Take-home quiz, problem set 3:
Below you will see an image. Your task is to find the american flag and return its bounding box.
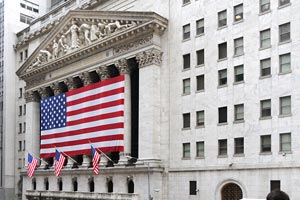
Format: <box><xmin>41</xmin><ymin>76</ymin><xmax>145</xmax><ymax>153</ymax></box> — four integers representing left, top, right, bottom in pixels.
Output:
<box><xmin>27</xmin><ymin>153</ymin><xmax>38</xmax><ymax>178</ymax></box>
<box><xmin>40</xmin><ymin>75</ymin><xmax>125</xmax><ymax>158</ymax></box>
<box><xmin>91</xmin><ymin>145</ymin><xmax>101</xmax><ymax>174</ymax></box>
<box><xmin>55</xmin><ymin>149</ymin><xmax>66</xmax><ymax>177</ymax></box>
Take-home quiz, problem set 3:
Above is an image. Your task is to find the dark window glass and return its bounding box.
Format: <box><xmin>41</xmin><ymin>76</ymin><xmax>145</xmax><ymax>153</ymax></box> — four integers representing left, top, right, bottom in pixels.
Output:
<box><xmin>196</xmin><ymin>49</ymin><xmax>204</xmax><ymax>65</ymax></box>
<box><xmin>190</xmin><ymin>181</ymin><xmax>197</xmax><ymax>195</ymax></box>
<box><xmin>218</xmin><ymin>107</ymin><xmax>227</xmax><ymax>123</ymax></box>
<box><xmin>218</xmin><ymin>42</ymin><xmax>227</xmax><ymax>59</ymax></box>
<box><xmin>183</xmin><ymin>54</ymin><xmax>191</xmax><ymax>69</ymax></box>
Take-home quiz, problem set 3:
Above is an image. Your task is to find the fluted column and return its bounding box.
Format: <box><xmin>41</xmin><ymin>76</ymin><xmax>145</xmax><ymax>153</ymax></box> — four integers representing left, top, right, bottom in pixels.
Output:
<box><xmin>136</xmin><ymin>49</ymin><xmax>163</xmax><ymax>159</ymax></box>
<box><xmin>115</xmin><ymin>59</ymin><xmax>131</xmax><ymax>163</ymax></box>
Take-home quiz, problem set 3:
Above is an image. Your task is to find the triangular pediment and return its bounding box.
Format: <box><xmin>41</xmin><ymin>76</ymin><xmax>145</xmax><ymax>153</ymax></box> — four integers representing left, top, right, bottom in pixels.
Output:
<box><xmin>16</xmin><ymin>10</ymin><xmax>167</xmax><ymax>80</ymax></box>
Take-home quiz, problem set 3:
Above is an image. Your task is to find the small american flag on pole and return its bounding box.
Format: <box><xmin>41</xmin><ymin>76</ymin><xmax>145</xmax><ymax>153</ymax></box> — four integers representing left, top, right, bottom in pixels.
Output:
<box><xmin>40</xmin><ymin>75</ymin><xmax>125</xmax><ymax>158</ymax></box>
<box><xmin>91</xmin><ymin>145</ymin><xmax>101</xmax><ymax>174</ymax></box>
<box><xmin>27</xmin><ymin>153</ymin><xmax>38</xmax><ymax>178</ymax></box>
<box><xmin>54</xmin><ymin>149</ymin><xmax>66</xmax><ymax>177</ymax></box>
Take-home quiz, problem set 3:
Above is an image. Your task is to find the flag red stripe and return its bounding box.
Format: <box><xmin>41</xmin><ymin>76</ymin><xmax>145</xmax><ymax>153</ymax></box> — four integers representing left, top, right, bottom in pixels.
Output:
<box><xmin>67</xmin><ymin>99</ymin><xmax>124</xmax><ymax>116</ymax></box>
<box><xmin>67</xmin><ymin>75</ymin><xmax>125</xmax><ymax>97</ymax></box>
<box><xmin>67</xmin><ymin>111</ymin><xmax>124</xmax><ymax>126</ymax></box>
<box><xmin>40</xmin><ymin>134</ymin><xmax>124</xmax><ymax>149</ymax></box>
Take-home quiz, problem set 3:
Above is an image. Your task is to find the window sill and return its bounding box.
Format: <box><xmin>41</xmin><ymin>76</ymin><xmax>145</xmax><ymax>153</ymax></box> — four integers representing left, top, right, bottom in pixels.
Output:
<box><xmin>195</xmin><ymin>33</ymin><xmax>205</xmax><ymax>38</ymax></box>
<box><xmin>279</xmin><ymin>71</ymin><xmax>292</xmax><ymax>75</ymax></box>
<box><xmin>233</xmin><ymin>53</ymin><xmax>244</xmax><ymax>58</ymax></box>
<box><xmin>233</xmin><ymin>120</ymin><xmax>244</xmax><ymax>124</ymax></box>
<box><xmin>182</xmin><ymin>1</ymin><xmax>191</xmax><ymax>7</ymax></box>
<box><xmin>218</xmin><ymin>84</ymin><xmax>228</xmax><ymax>89</ymax></box>
<box><xmin>279</xmin><ymin>40</ymin><xmax>291</xmax><ymax>45</ymax></box>
<box><xmin>182</xmin><ymin>38</ymin><xmax>191</xmax><ymax>43</ymax></box>
<box><xmin>195</xmin><ymin>156</ymin><xmax>205</xmax><ymax>159</ymax></box>
<box><xmin>218</xmin><ymin>58</ymin><xmax>227</xmax><ymax>62</ymax></box>
<box><xmin>233</xmin><ymin>153</ymin><xmax>245</xmax><ymax>157</ymax></box>
<box><xmin>182</xmin><ymin>157</ymin><xmax>191</xmax><ymax>160</ymax></box>
<box><xmin>259</xmin><ymin>75</ymin><xmax>272</xmax><ymax>80</ymax></box>
<box><xmin>233</xmin><ymin>81</ymin><xmax>244</xmax><ymax>85</ymax></box>
<box><xmin>182</xmin><ymin>68</ymin><xmax>191</xmax><ymax>72</ymax></box>
<box><xmin>218</xmin><ymin>122</ymin><xmax>228</xmax><ymax>126</ymax></box>
<box><xmin>182</xmin><ymin>93</ymin><xmax>191</xmax><ymax>96</ymax></box>
<box><xmin>260</xmin><ymin>152</ymin><xmax>272</xmax><ymax>155</ymax></box>
<box><xmin>260</xmin><ymin>116</ymin><xmax>272</xmax><ymax>120</ymax></box>
<box><xmin>182</xmin><ymin>127</ymin><xmax>191</xmax><ymax>131</ymax></box>
<box><xmin>278</xmin><ymin>3</ymin><xmax>291</xmax><ymax>9</ymax></box>
<box><xmin>195</xmin><ymin>64</ymin><xmax>204</xmax><ymax>68</ymax></box>
<box><xmin>196</xmin><ymin>89</ymin><xmax>205</xmax><ymax>93</ymax></box>
<box><xmin>279</xmin><ymin>151</ymin><xmax>292</xmax><ymax>155</ymax></box>
<box><xmin>233</xmin><ymin>19</ymin><xmax>244</xmax><ymax>25</ymax></box>
<box><xmin>259</xmin><ymin>46</ymin><xmax>271</xmax><ymax>51</ymax></box>
<box><xmin>259</xmin><ymin>10</ymin><xmax>271</xmax><ymax>16</ymax></box>
<box><xmin>217</xmin><ymin>25</ymin><xmax>228</xmax><ymax>30</ymax></box>
<box><xmin>217</xmin><ymin>155</ymin><xmax>228</xmax><ymax>158</ymax></box>
<box><xmin>195</xmin><ymin>125</ymin><xmax>205</xmax><ymax>129</ymax></box>
<box><xmin>278</xmin><ymin>114</ymin><xmax>292</xmax><ymax>118</ymax></box>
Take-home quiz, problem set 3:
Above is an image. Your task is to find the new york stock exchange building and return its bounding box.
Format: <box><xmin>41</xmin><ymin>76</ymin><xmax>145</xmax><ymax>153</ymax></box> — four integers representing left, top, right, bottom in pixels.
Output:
<box><xmin>13</xmin><ymin>0</ymin><xmax>300</xmax><ymax>200</ymax></box>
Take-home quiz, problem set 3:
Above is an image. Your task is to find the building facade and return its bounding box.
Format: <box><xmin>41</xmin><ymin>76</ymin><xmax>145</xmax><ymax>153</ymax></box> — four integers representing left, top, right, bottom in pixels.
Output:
<box><xmin>12</xmin><ymin>0</ymin><xmax>300</xmax><ymax>200</ymax></box>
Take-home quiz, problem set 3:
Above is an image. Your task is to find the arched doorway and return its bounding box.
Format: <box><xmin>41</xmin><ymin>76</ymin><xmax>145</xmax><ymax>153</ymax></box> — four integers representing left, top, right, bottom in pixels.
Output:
<box><xmin>221</xmin><ymin>183</ymin><xmax>243</xmax><ymax>200</ymax></box>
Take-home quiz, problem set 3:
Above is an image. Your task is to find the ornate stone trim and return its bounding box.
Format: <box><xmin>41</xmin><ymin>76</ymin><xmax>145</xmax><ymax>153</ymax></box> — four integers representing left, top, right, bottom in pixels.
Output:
<box><xmin>37</xmin><ymin>88</ymin><xmax>48</xmax><ymax>99</ymax></box>
<box><xmin>113</xmin><ymin>35</ymin><xmax>153</xmax><ymax>55</ymax></box>
<box><xmin>136</xmin><ymin>49</ymin><xmax>163</xmax><ymax>68</ymax></box>
<box><xmin>96</xmin><ymin>66</ymin><xmax>110</xmax><ymax>80</ymax></box>
<box><xmin>79</xmin><ymin>72</ymin><xmax>92</xmax><ymax>86</ymax></box>
<box><xmin>115</xmin><ymin>59</ymin><xmax>130</xmax><ymax>75</ymax></box>
<box><xmin>64</xmin><ymin>77</ymin><xmax>76</xmax><ymax>91</ymax></box>
<box><xmin>50</xmin><ymin>82</ymin><xmax>61</xmax><ymax>95</ymax></box>
<box><xmin>25</xmin><ymin>91</ymin><xmax>40</xmax><ymax>103</ymax></box>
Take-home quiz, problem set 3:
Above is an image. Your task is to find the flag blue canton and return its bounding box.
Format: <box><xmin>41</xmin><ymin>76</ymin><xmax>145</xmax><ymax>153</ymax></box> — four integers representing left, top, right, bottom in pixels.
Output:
<box><xmin>40</xmin><ymin>93</ymin><xmax>67</xmax><ymax>131</ymax></box>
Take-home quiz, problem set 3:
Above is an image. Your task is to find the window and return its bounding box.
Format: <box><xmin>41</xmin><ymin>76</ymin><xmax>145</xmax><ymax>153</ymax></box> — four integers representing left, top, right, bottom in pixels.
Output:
<box><xmin>196</xmin><ymin>19</ymin><xmax>204</xmax><ymax>35</ymax></box>
<box><xmin>196</xmin><ymin>141</ymin><xmax>204</xmax><ymax>157</ymax></box>
<box><xmin>279</xmin><ymin>23</ymin><xmax>290</xmax><ymax>43</ymax></box>
<box><xmin>44</xmin><ymin>178</ymin><xmax>49</xmax><ymax>191</ymax></box>
<box><xmin>196</xmin><ymin>110</ymin><xmax>204</xmax><ymax>126</ymax></box>
<box><xmin>20</xmin><ymin>3</ymin><xmax>26</xmax><ymax>8</ymax></box>
<box><xmin>183</xmin><ymin>54</ymin><xmax>190</xmax><ymax>69</ymax></box>
<box><xmin>19</xmin><ymin>123</ymin><xmax>22</xmax><ymax>134</ymax></box>
<box><xmin>279</xmin><ymin>0</ymin><xmax>290</xmax><ymax>7</ymax></box>
<box><xmin>18</xmin><ymin>141</ymin><xmax>22</xmax><ymax>151</ymax></box>
<box><xmin>32</xmin><ymin>178</ymin><xmax>36</xmax><ymax>190</ymax></box>
<box><xmin>19</xmin><ymin>88</ymin><xmax>23</xmax><ymax>98</ymax></box>
<box><xmin>58</xmin><ymin>179</ymin><xmax>63</xmax><ymax>191</ymax></box>
<box><xmin>234</xmin><ymin>104</ymin><xmax>244</xmax><ymax>121</ymax></box>
<box><xmin>73</xmin><ymin>178</ymin><xmax>78</xmax><ymax>192</ymax></box>
<box><xmin>20</xmin><ymin>13</ymin><xmax>34</xmax><ymax>25</ymax></box>
<box><xmin>218</xmin><ymin>69</ymin><xmax>227</xmax><ymax>86</ymax></box>
<box><xmin>260</xmin><ymin>29</ymin><xmax>271</xmax><ymax>48</ymax></box>
<box><xmin>260</xmin><ymin>0</ymin><xmax>270</xmax><ymax>13</ymax></box>
<box><xmin>25</xmin><ymin>49</ymin><xmax>28</xmax><ymax>59</ymax></box>
<box><xmin>107</xmin><ymin>180</ymin><xmax>113</xmax><ymax>193</ymax></box>
<box><xmin>270</xmin><ymin>180</ymin><xmax>280</xmax><ymax>192</ymax></box>
<box><xmin>183</xmin><ymin>143</ymin><xmax>190</xmax><ymax>158</ymax></box>
<box><xmin>218</xmin><ymin>42</ymin><xmax>227</xmax><ymax>60</ymax></box>
<box><xmin>234</xmin><ymin>137</ymin><xmax>244</xmax><ymax>154</ymax></box>
<box><xmin>280</xmin><ymin>133</ymin><xmax>291</xmax><ymax>152</ymax></box>
<box><xmin>261</xmin><ymin>135</ymin><xmax>271</xmax><ymax>153</ymax></box>
<box><xmin>183</xmin><ymin>0</ymin><xmax>190</xmax><ymax>4</ymax></box>
<box><xmin>234</xmin><ymin>37</ymin><xmax>244</xmax><ymax>56</ymax></box>
<box><xmin>234</xmin><ymin>65</ymin><xmax>244</xmax><ymax>82</ymax></box>
<box><xmin>23</xmin><ymin>141</ymin><xmax>26</xmax><ymax>151</ymax></box>
<box><xmin>19</xmin><ymin>52</ymin><xmax>23</xmax><ymax>62</ymax></box>
<box><xmin>196</xmin><ymin>49</ymin><xmax>204</xmax><ymax>66</ymax></box>
<box><xmin>279</xmin><ymin>53</ymin><xmax>291</xmax><ymax>73</ymax></box>
<box><xmin>18</xmin><ymin>158</ymin><xmax>22</xmax><ymax>169</ymax></box>
<box><xmin>261</xmin><ymin>99</ymin><xmax>271</xmax><ymax>118</ymax></box>
<box><xmin>183</xmin><ymin>24</ymin><xmax>190</xmax><ymax>40</ymax></box>
<box><xmin>196</xmin><ymin>75</ymin><xmax>204</xmax><ymax>91</ymax></box>
<box><xmin>218</xmin><ymin>107</ymin><xmax>227</xmax><ymax>123</ymax></box>
<box><xmin>260</xmin><ymin>58</ymin><xmax>271</xmax><ymax>77</ymax></box>
<box><xmin>189</xmin><ymin>181</ymin><xmax>197</xmax><ymax>195</ymax></box>
<box><xmin>19</xmin><ymin>105</ymin><xmax>22</xmax><ymax>116</ymax></box>
<box><xmin>218</xmin><ymin>10</ymin><xmax>227</xmax><ymax>28</ymax></box>
<box><xmin>183</xmin><ymin>113</ymin><xmax>190</xmax><ymax>128</ymax></box>
<box><xmin>234</xmin><ymin>4</ymin><xmax>243</xmax><ymax>22</ymax></box>
<box><xmin>128</xmin><ymin>180</ymin><xmax>134</xmax><ymax>193</ymax></box>
<box><xmin>24</xmin><ymin>104</ymin><xmax>26</xmax><ymax>115</ymax></box>
<box><xmin>183</xmin><ymin>78</ymin><xmax>190</xmax><ymax>95</ymax></box>
<box><xmin>280</xmin><ymin>96</ymin><xmax>291</xmax><ymax>115</ymax></box>
<box><xmin>23</xmin><ymin>122</ymin><xmax>26</xmax><ymax>133</ymax></box>
<box><xmin>218</xmin><ymin>139</ymin><xmax>227</xmax><ymax>156</ymax></box>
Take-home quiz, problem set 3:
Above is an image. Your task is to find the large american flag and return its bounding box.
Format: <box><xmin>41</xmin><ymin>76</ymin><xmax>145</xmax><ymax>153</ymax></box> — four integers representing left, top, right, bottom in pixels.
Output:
<box><xmin>91</xmin><ymin>145</ymin><xmax>101</xmax><ymax>175</ymax></box>
<box><xmin>27</xmin><ymin>153</ymin><xmax>38</xmax><ymax>178</ymax></box>
<box><xmin>55</xmin><ymin>149</ymin><xmax>66</xmax><ymax>177</ymax></box>
<box><xmin>40</xmin><ymin>75</ymin><xmax>125</xmax><ymax>158</ymax></box>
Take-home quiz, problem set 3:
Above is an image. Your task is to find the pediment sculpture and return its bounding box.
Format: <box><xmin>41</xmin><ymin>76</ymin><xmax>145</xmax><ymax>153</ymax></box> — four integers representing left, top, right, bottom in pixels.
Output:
<box><xmin>27</xmin><ymin>18</ymin><xmax>137</xmax><ymax>71</ymax></box>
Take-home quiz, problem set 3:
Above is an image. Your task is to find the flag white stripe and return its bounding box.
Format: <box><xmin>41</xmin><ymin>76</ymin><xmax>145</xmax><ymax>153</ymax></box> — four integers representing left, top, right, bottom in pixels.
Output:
<box><xmin>41</xmin><ymin>140</ymin><xmax>124</xmax><ymax>154</ymax></box>
<box><xmin>41</xmin><ymin>128</ymin><xmax>123</xmax><ymax>145</ymax></box>
<box><xmin>67</xmin><ymin>82</ymin><xmax>124</xmax><ymax>101</ymax></box>
<box><xmin>67</xmin><ymin>105</ymin><xmax>124</xmax><ymax>121</ymax></box>
<box><xmin>41</xmin><ymin>116</ymin><xmax>124</xmax><ymax>135</ymax></box>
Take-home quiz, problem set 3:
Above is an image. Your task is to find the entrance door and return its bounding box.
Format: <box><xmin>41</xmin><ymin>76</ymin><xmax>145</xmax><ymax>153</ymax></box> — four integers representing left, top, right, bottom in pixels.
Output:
<box><xmin>221</xmin><ymin>183</ymin><xmax>243</xmax><ymax>200</ymax></box>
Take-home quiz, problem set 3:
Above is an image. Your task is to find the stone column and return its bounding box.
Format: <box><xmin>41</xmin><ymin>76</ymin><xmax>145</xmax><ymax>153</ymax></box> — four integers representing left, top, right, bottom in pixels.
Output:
<box><xmin>64</xmin><ymin>77</ymin><xmax>76</xmax><ymax>91</ymax></box>
<box><xmin>50</xmin><ymin>82</ymin><xmax>61</xmax><ymax>96</ymax></box>
<box><xmin>115</xmin><ymin>59</ymin><xmax>131</xmax><ymax>164</ymax></box>
<box><xmin>96</xmin><ymin>66</ymin><xmax>110</xmax><ymax>81</ymax></box>
<box><xmin>136</xmin><ymin>49</ymin><xmax>163</xmax><ymax>160</ymax></box>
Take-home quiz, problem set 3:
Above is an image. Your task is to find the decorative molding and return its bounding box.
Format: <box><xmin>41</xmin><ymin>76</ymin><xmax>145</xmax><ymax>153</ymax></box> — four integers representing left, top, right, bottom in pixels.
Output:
<box><xmin>37</xmin><ymin>88</ymin><xmax>47</xmax><ymax>99</ymax></box>
<box><xmin>136</xmin><ymin>49</ymin><xmax>163</xmax><ymax>68</ymax></box>
<box><xmin>115</xmin><ymin>59</ymin><xmax>130</xmax><ymax>75</ymax></box>
<box><xmin>64</xmin><ymin>77</ymin><xmax>76</xmax><ymax>91</ymax></box>
<box><xmin>113</xmin><ymin>35</ymin><xmax>153</xmax><ymax>55</ymax></box>
<box><xmin>50</xmin><ymin>82</ymin><xmax>61</xmax><ymax>95</ymax></box>
<box><xmin>24</xmin><ymin>91</ymin><xmax>40</xmax><ymax>103</ymax></box>
<box><xmin>79</xmin><ymin>72</ymin><xmax>92</xmax><ymax>86</ymax></box>
<box><xmin>96</xmin><ymin>66</ymin><xmax>110</xmax><ymax>80</ymax></box>
<box><xmin>26</xmin><ymin>76</ymin><xmax>46</xmax><ymax>89</ymax></box>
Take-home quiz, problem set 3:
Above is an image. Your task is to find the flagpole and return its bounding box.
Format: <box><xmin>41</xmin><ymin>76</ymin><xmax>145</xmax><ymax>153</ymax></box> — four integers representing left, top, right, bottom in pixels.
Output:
<box><xmin>27</xmin><ymin>151</ymin><xmax>49</xmax><ymax>165</ymax></box>
<box><xmin>60</xmin><ymin>151</ymin><xmax>78</xmax><ymax>164</ymax></box>
<box><xmin>88</xmin><ymin>141</ymin><xmax>117</xmax><ymax>164</ymax></box>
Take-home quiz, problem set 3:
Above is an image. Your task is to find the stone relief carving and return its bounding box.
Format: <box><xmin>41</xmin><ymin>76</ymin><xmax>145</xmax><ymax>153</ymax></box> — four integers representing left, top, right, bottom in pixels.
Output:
<box><xmin>96</xmin><ymin>66</ymin><xmax>110</xmax><ymax>80</ymax></box>
<box><xmin>24</xmin><ymin>91</ymin><xmax>40</xmax><ymax>102</ymax></box>
<box><xmin>64</xmin><ymin>77</ymin><xmax>76</xmax><ymax>91</ymax></box>
<box><xmin>37</xmin><ymin>88</ymin><xmax>47</xmax><ymax>99</ymax></box>
<box><xmin>50</xmin><ymin>82</ymin><xmax>61</xmax><ymax>95</ymax></box>
<box><xmin>115</xmin><ymin>59</ymin><xmax>130</xmax><ymax>74</ymax></box>
<box><xmin>26</xmin><ymin>18</ymin><xmax>137</xmax><ymax>72</ymax></box>
<box><xmin>114</xmin><ymin>35</ymin><xmax>153</xmax><ymax>55</ymax></box>
<box><xmin>136</xmin><ymin>49</ymin><xmax>163</xmax><ymax>68</ymax></box>
<box><xmin>79</xmin><ymin>72</ymin><xmax>92</xmax><ymax>86</ymax></box>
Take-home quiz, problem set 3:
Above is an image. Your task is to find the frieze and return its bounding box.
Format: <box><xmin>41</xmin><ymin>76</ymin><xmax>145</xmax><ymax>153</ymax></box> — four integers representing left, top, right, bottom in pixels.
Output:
<box><xmin>113</xmin><ymin>35</ymin><xmax>153</xmax><ymax>55</ymax></box>
<box><xmin>115</xmin><ymin>59</ymin><xmax>130</xmax><ymax>75</ymax></box>
<box><xmin>136</xmin><ymin>49</ymin><xmax>163</xmax><ymax>68</ymax></box>
<box><xmin>24</xmin><ymin>91</ymin><xmax>40</xmax><ymax>103</ymax></box>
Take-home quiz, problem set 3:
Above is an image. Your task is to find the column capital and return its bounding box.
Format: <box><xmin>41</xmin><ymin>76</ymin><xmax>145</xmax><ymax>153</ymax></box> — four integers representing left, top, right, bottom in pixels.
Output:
<box><xmin>64</xmin><ymin>77</ymin><xmax>75</xmax><ymax>91</ymax></box>
<box><xmin>136</xmin><ymin>49</ymin><xmax>163</xmax><ymax>68</ymax></box>
<box><xmin>115</xmin><ymin>59</ymin><xmax>130</xmax><ymax>75</ymax></box>
<box><xmin>50</xmin><ymin>82</ymin><xmax>61</xmax><ymax>96</ymax></box>
<box><xmin>96</xmin><ymin>66</ymin><xmax>110</xmax><ymax>80</ymax></box>
<box><xmin>37</xmin><ymin>87</ymin><xmax>47</xmax><ymax>99</ymax></box>
<box><xmin>24</xmin><ymin>91</ymin><xmax>39</xmax><ymax>103</ymax></box>
<box><xmin>79</xmin><ymin>72</ymin><xmax>92</xmax><ymax>86</ymax></box>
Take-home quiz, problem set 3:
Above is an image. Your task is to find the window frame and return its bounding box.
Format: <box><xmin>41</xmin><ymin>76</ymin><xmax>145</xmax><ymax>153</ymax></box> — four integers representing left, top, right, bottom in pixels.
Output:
<box><xmin>234</xmin><ymin>4</ymin><xmax>243</xmax><ymax>22</ymax></box>
<box><xmin>234</xmin><ymin>37</ymin><xmax>244</xmax><ymax>56</ymax></box>
<box><xmin>196</xmin><ymin>49</ymin><xmax>204</xmax><ymax>66</ymax></box>
<box><xmin>218</xmin><ymin>10</ymin><xmax>227</xmax><ymax>28</ymax></box>
<box><xmin>183</xmin><ymin>113</ymin><xmax>191</xmax><ymax>129</ymax></box>
<box><xmin>234</xmin><ymin>65</ymin><xmax>244</xmax><ymax>83</ymax></box>
<box><xmin>218</xmin><ymin>69</ymin><xmax>227</xmax><ymax>86</ymax></box>
<box><xmin>279</xmin><ymin>96</ymin><xmax>291</xmax><ymax>116</ymax></box>
<box><xmin>218</xmin><ymin>42</ymin><xmax>227</xmax><ymax>60</ymax></box>
<box><xmin>278</xmin><ymin>0</ymin><xmax>290</xmax><ymax>7</ymax></box>
<box><xmin>279</xmin><ymin>22</ymin><xmax>290</xmax><ymax>43</ymax></box>
<box><xmin>234</xmin><ymin>137</ymin><xmax>244</xmax><ymax>155</ymax></box>
<box><xmin>279</xmin><ymin>53</ymin><xmax>291</xmax><ymax>73</ymax></box>
<box><xmin>218</xmin><ymin>106</ymin><xmax>227</xmax><ymax>124</ymax></box>
<box><xmin>260</xmin><ymin>29</ymin><xmax>271</xmax><ymax>49</ymax></box>
<box><xmin>183</xmin><ymin>24</ymin><xmax>191</xmax><ymax>40</ymax></box>
<box><xmin>196</xmin><ymin>18</ymin><xmax>204</xmax><ymax>35</ymax></box>
<box><xmin>183</xmin><ymin>143</ymin><xmax>191</xmax><ymax>159</ymax></box>
<box><xmin>261</xmin><ymin>135</ymin><xmax>271</xmax><ymax>153</ymax></box>
<box><xmin>183</xmin><ymin>78</ymin><xmax>191</xmax><ymax>95</ymax></box>
<box><xmin>261</xmin><ymin>99</ymin><xmax>271</xmax><ymax>118</ymax></box>
<box><xmin>196</xmin><ymin>141</ymin><xmax>205</xmax><ymax>157</ymax></box>
<box><xmin>279</xmin><ymin>133</ymin><xmax>291</xmax><ymax>152</ymax></box>
<box><xmin>260</xmin><ymin>0</ymin><xmax>271</xmax><ymax>13</ymax></box>
<box><xmin>218</xmin><ymin>139</ymin><xmax>228</xmax><ymax>156</ymax></box>
<box><xmin>196</xmin><ymin>110</ymin><xmax>205</xmax><ymax>127</ymax></box>
<box><xmin>183</xmin><ymin>53</ymin><xmax>191</xmax><ymax>70</ymax></box>
<box><xmin>234</xmin><ymin>104</ymin><xmax>244</xmax><ymax>121</ymax></box>
<box><xmin>196</xmin><ymin>74</ymin><xmax>204</xmax><ymax>91</ymax></box>
<box><xmin>260</xmin><ymin>58</ymin><xmax>271</xmax><ymax>77</ymax></box>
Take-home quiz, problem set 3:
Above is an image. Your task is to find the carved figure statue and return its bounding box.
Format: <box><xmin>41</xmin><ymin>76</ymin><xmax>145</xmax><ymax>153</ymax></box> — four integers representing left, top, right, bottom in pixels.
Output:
<box><xmin>52</xmin><ymin>39</ymin><xmax>59</xmax><ymax>58</ymax></box>
<box><xmin>31</xmin><ymin>54</ymin><xmax>42</xmax><ymax>68</ymax></box>
<box><xmin>40</xmin><ymin>50</ymin><xmax>52</xmax><ymax>62</ymax></box>
<box><xmin>105</xmin><ymin>20</ymin><xmax>128</xmax><ymax>35</ymax></box>
<box><xmin>58</xmin><ymin>35</ymin><xmax>68</xmax><ymax>55</ymax></box>
<box><xmin>65</xmin><ymin>20</ymin><xmax>79</xmax><ymax>49</ymax></box>
<box><xmin>79</xmin><ymin>23</ymin><xmax>91</xmax><ymax>45</ymax></box>
<box><xmin>97</xmin><ymin>22</ymin><xmax>107</xmax><ymax>38</ymax></box>
<box><xmin>90</xmin><ymin>23</ymin><xmax>99</xmax><ymax>41</ymax></box>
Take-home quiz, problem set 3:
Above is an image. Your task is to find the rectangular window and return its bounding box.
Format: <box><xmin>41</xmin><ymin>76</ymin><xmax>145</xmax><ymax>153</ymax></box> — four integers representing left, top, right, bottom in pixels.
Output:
<box><xmin>270</xmin><ymin>180</ymin><xmax>280</xmax><ymax>192</ymax></box>
<box><xmin>23</xmin><ymin>140</ymin><xmax>26</xmax><ymax>151</ymax></box>
<box><xmin>196</xmin><ymin>141</ymin><xmax>204</xmax><ymax>157</ymax></box>
<box><xmin>20</xmin><ymin>3</ymin><xmax>26</xmax><ymax>8</ymax></box>
<box><xmin>19</xmin><ymin>88</ymin><xmax>23</xmax><ymax>98</ymax></box>
<box><xmin>19</xmin><ymin>105</ymin><xmax>22</xmax><ymax>116</ymax></box>
<box><xmin>18</xmin><ymin>158</ymin><xmax>22</xmax><ymax>169</ymax></box>
<box><xmin>19</xmin><ymin>123</ymin><xmax>22</xmax><ymax>134</ymax></box>
<box><xmin>20</xmin><ymin>13</ymin><xmax>34</xmax><ymax>25</ymax></box>
<box><xmin>279</xmin><ymin>53</ymin><xmax>291</xmax><ymax>73</ymax></box>
<box><xmin>234</xmin><ymin>37</ymin><xmax>244</xmax><ymax>56</ymax></box>
<box><xmin>218</xmin><ymin>10</ymin><xmax>227</xmax><ymax>28</ymax></box>
<box><xmin>183</xmin><ymin>113</ymin><xmax>190</xmax><ymax>128</ymax></box>
<box><xmin>279</xmin><ymin>0</ymin><xmax>290</xmax><ymax>7</ymax></box>
<box><xmin>23</xmin><ymin>122</ymin><xmax>26</xmax><ymax>133</ymax></box>
<box><xmin>280</xmin><ymin>96</ymin><xmax>291</xmax><ymax>115</ymax></box>
<box><xmin>261</xmin><ymin>135</ymin><xmax>271</xmax><ymax>153</ymax></box>
<box><xmin>261</xmin><ymin>99</ymin><xmax>271</xmax><ymax>118</ymax></box>
<box><xmin>234</xmin><ymin>104</ymin><xmax>244</xmax><ymax>121</ymax></box>
<box><xmin>183</xmin><ymin>143</ymin><xmax>190</xmax><ymax>158</ymax></box>
<box><xmin>218</xmin><ymin>69</ymin><xmax>227</xmax><ymax>86</ymax></box>
<box><xmin>279</xmin><ymin>23</ymin><xmax>290</xmax><ymax>43</ymax></box>
<box><xmin>183</xmin><ymin>24</ymin><xmax>191</xmax><ymax>40</ymax></box>
<box><xmin>196</xmin><ymin>75</ymin><xmax>204</xmax><ymax>91</ymax></box>
<box><xmin>218</xmin><ymin>139</ymin><xmax>227</xmax><ymax>156</ymax></box>
<box><xmin>234</xmin><ymin>65</ymin><xmax>244</xmax><ymax>82</ymax></box>
<box><xmin>24</xmin><ymin>104</ymin><xmax>26</xmax><ymax>115</ymax></box>
<box><xmin>196</xmin><ymin>110</ymin><xmax>204</xmax><ymax>126</ymax></box>
<box><xmin>25</xmin><ymin>49</ymin><xmax>28</xmax><ymax>59</ymax></box>
<box><xmin>183</xmin><ymin>0</ymin><xmax>190</xmax><ymax>4</ymax></box>
<box><xmin>234</xmin><ymin>4</ymin><xmax>243</xmax><ymax>22</ymax></box>
<box><xmin>218</xmin><ymin>106</ymin><xmax>227</xmax><ymax>123</ymax></box>
<box><xmin>189</xmin><ymin>181</ymin><xmax>197</xmax><ymax>195</ymax></box>
<box><xmin>235</xmin><ymin>137</ymin><xmax>244</xmax><ymax>154</ymax></box>
<box><xmin>19</xmin><ymin>52</ymin><xmax>23</xmax><ymax>62</ymax></box>
<box><xmin>218</xmin><ymin>42</ymin><xmax>227</xmax><ymax>60</ymax></box>
<box><xmin>196</xmin><ymin>19</ymin><xmax>204</xmax><ymax>35</ymax></box>
<box><xmin>260</xmin><ymin>29</ymin><xmax>271</xmax><ymax>48</ymax></box>
<box><xmin>260</xmin><ymin>0</ymin><xmax>270</xmax><ymax>13</ymax></box>
<box><xmin>260</xmin><ymin>58</ymin><xmax>271</xmax><ymax>77</ymax></box>
<box><xmin>196</xmin><ymin>49</ymin><xmax>204</xmax><ymax>66</ymax></box>
<box><xmin>18</xmin><ymin>141</ymin><xmax>22</xmax><ymax>151</ymax></box>
<box><xmin>280</xmin><ymin>133</ymin><xmax>291</xmax><ymax>152</ymax></box>
<box><xmin>183</xmin><ymin>54</ymin><xmax>191</xmax><ymax>69</ymax></box>
<box><xmin>183</xmin><ymin>78</ymin><xmax>191</xmax><ymax>95</ymax></box>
